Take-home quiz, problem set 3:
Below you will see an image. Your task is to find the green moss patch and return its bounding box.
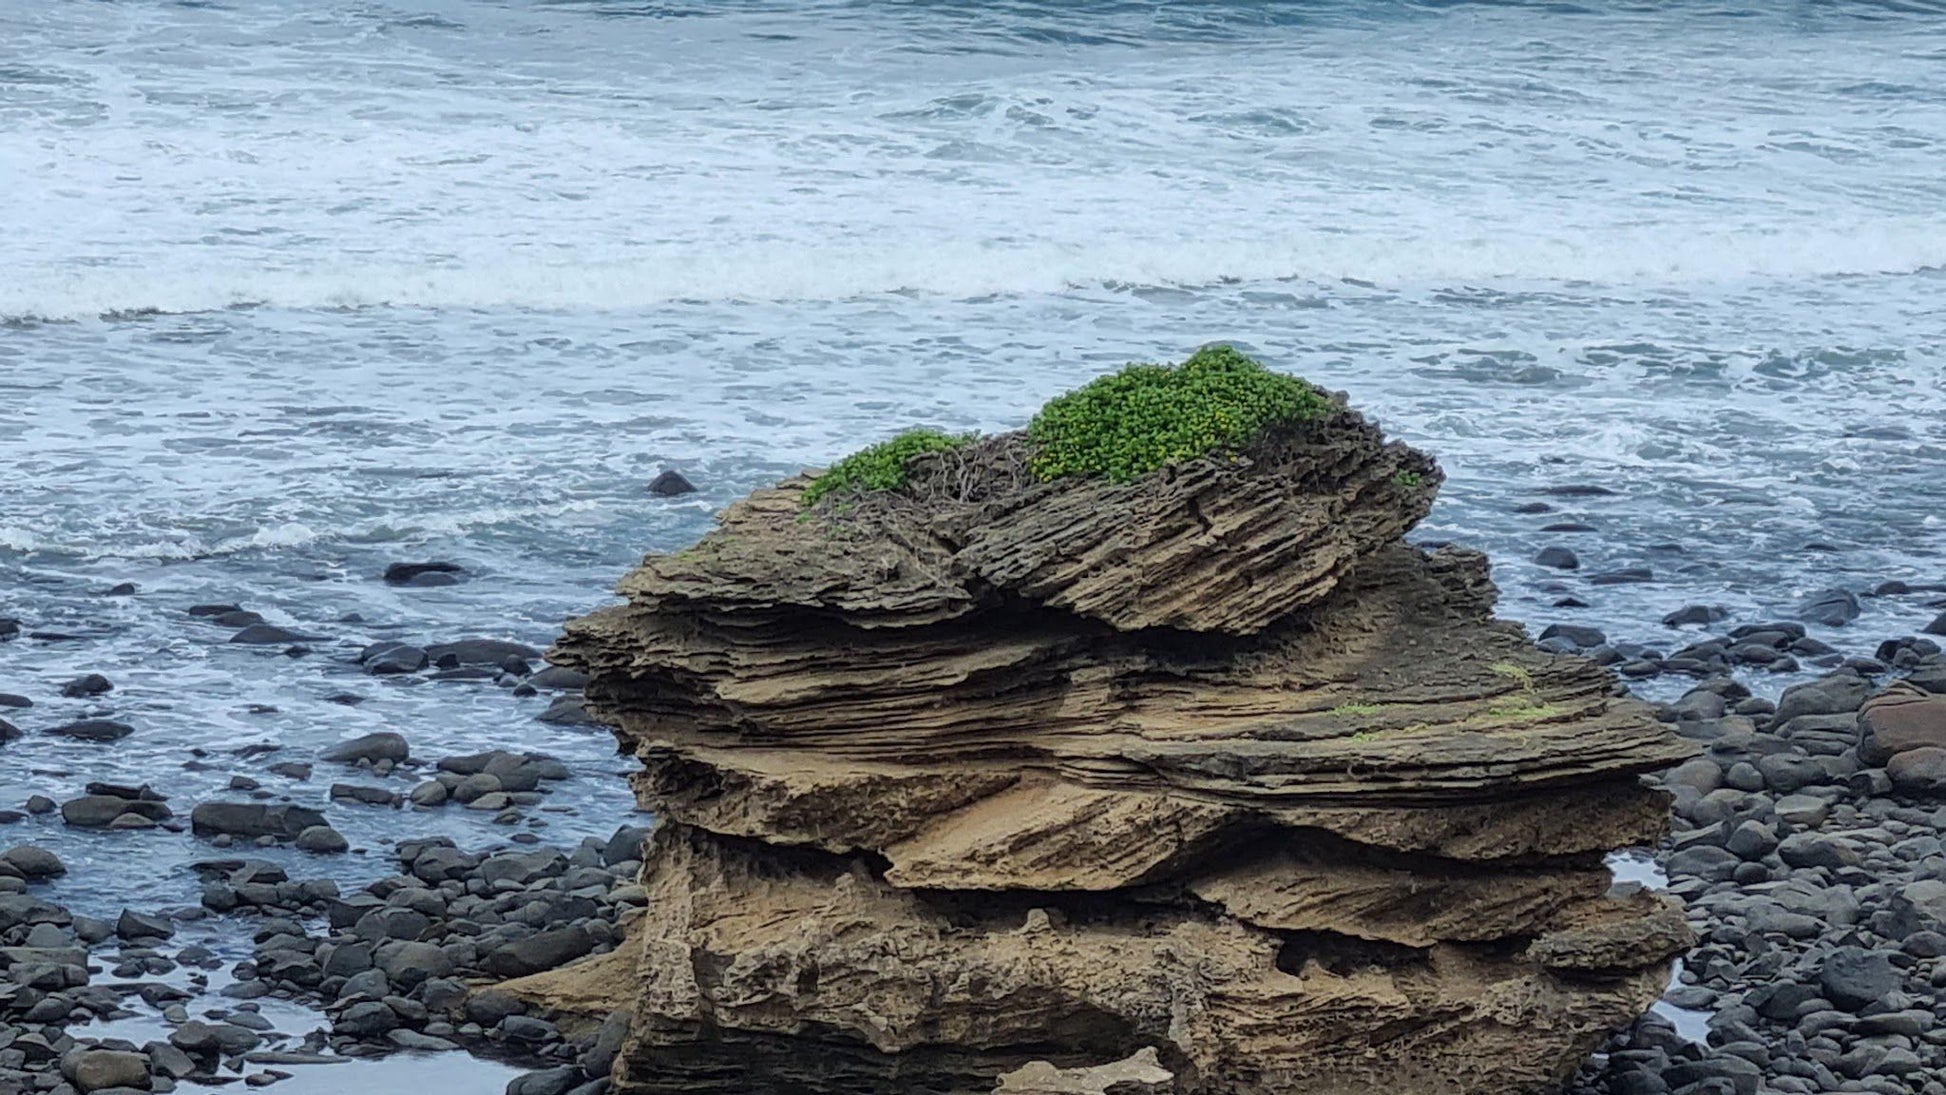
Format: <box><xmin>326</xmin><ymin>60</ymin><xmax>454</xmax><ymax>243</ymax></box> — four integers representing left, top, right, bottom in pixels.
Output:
<box><xmin>1026</xmin><ymin>346</ymin><xmax>1329</xmax><ymax>483</ymax></box>
<box><xmin>802</xmin><ymin>428</ymin><xmax>974</xmax><ymax>506</ymax></box>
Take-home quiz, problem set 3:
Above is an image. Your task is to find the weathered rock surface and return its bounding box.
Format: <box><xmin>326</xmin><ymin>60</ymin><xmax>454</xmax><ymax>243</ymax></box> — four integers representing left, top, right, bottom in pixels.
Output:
<box><xmin>1858</xmin><ymin>681</ymin><xmax>1946</xmax><ymax>767</ymax></box>
<box><xmin>189</xmin><ymin>802</ymin><xmax>326</xmax><ymax>841</ymax></box>
<box><xmin>548</xmin><ymin>406</ymin><xmax>1694</xmax><ymax>1095</ymax></box>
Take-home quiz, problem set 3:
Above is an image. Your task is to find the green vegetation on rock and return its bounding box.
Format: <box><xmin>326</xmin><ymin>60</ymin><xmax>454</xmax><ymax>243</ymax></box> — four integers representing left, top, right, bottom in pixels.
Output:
<box><xmin>1481</xmin><ymin>662</ymin><xmax>1556</xmax><ymax>722</ymax></box>
<box><xmin>1489</xmin><ymin>663</ymin><xmax>1534</xmax><ymax>687</ymax></box>
<box><xmin>1026</xmin><ymin>346</ymin><xmax>1329</xmax><ymax>483</ymax></box>
<box><xmin>802</xmin><ymin>428</ymin><xmax>973</xmax><ymax>506</ymax></box>
<box><xmin>801</xmin><ymin>347</ymin><xmax>1326</xmax><ymax>507</ymax></box>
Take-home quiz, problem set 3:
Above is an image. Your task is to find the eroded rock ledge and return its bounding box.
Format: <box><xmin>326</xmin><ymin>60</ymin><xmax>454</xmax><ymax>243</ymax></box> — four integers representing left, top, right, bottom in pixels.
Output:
<box><xmin>548</xmin><ymin>400</ymin><xmax>1697</xmax><ymax>1094</ymax></box>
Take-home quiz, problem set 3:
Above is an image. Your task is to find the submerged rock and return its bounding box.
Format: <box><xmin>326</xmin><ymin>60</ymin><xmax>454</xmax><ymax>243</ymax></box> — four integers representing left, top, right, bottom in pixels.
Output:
<box><xmin>646</xmin><ymin>469</ymin><xmax>697</xmax><ymax>496</ymax></box>
<box><xmin>547</xmin><ymin>362</ymin><xmax>1695</xmax><ymax>1095</ymax></box>
<box><xmin>383</xmin><ymin>561</ymin><xmax>466</xmax><ymax>586</ymax></box>
<box><xmin>228</xmin><ymin>623</ymin><xmax>320</xmax><ymax>645</ymax></box>
<box><xmin>359</xmin><ymin>641</ymin><xmax>429</xmax><ymax>675</ymax></box>
<box><xmin>1796</xmin><ymin>587</ymin><xmax>1862</xmax><ymax>627</ymax></box>
<box><xmin>426</xmin><ymin>638</ymin><xmax>543</xmax><ymax>665</ymax></box>
<box><xmin>45</xmin><ymin>719</ymin><xmax>134</xmax><ymax>743</ymax></box>
<box><xmin>535</xmin><ymin>695</ymin><xmax>597</xmax><ymax>726</ymax></box>
<box><xmin>59</xmin><ymin>673</ymin><xmax>112</xmax><ymax>698</ymax></box>
<box><xmin>1535</xmin><ymin>545</ymin><xmax>1580</xmax><ymax>570</ymax></box>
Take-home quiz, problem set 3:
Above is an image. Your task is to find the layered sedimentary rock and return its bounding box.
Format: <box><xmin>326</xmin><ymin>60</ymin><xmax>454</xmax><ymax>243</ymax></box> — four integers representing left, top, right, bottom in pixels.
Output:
<box><xmin>550</xmin><ymin>400</ymin><xmax>1696</xmax><ymax>1095</ymax></box>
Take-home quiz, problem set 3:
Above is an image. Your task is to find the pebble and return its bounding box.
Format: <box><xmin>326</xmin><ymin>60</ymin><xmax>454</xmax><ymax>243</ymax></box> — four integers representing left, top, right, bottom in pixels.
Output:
<box><xmin>1576</xmin><ymin>647</ymin><xmax>1946</xmax><ymax>1095</ymax></box>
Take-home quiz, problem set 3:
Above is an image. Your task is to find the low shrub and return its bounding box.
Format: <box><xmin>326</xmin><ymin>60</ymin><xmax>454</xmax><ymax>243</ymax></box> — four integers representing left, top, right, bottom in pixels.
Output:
<box><xmin>801</xmin><ymin>428</ymin><xmax>973</xmax><ymax>505</ymax></box>
<box><xmin>1026</xmin><ymin>346</ymin><xmax>1327</xmax><ymax>482</ymax></box>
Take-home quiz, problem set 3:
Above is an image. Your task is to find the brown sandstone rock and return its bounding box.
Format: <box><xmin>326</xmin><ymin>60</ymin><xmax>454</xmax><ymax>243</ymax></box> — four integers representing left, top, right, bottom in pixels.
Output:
<box><xmin>1859</xmin><ymin>682</ymin><xmax>1946</xmax><ymax>767</ymax></box>
<box><xmin>544</xmin><ymin>404</ymin><xmax>1695</xmax><ymax>1095</ymax></box>
<box><xmin>995</xmin><ymin>1048</ymin><xmax>1173</xmax><ymax>1094</ymax></box>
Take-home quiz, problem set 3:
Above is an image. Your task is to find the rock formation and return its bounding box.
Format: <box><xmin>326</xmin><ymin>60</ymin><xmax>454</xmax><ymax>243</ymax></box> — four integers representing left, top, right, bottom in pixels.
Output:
<box><xmin>549</xmin><ymin>372</ymin><xmax>1697</xmax><ymax>1095</ymax></box>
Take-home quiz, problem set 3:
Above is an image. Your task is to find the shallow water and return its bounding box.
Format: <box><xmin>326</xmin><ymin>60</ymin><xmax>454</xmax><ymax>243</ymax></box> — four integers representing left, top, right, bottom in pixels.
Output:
<box><xmin>70</xmin><ymin>922</ymin><xmax>531</xmax><ymax>1093</ymax></box>
<box><xmin>2</xmin><ymin>0</ymin><xmax>1944</xmax><ymax>1082</ymax></box>
<box><xmin>1609</xmin><ymin>851</ymin><xmax>1710</xmax><ymax>1043</ymax></box>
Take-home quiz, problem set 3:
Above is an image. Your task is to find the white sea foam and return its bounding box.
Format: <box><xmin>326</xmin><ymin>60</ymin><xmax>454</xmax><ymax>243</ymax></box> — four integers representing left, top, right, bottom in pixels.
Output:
<box><xmin>3</xmin><ymin>2</ymin><xmax>1944</xmax><ymax>319</ymax></box>
<box><xmin>2</xmin><ymin>220</ymin><xmax>1944</xmax><ymax>321</ymax></box>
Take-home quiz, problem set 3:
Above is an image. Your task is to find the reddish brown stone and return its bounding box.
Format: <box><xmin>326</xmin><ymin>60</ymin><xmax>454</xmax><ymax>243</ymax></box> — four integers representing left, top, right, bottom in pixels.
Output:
<box><xmin>1858</xmin><ymin>683</ymin><xmax>1946</xmax><ymax>766</ymax></box>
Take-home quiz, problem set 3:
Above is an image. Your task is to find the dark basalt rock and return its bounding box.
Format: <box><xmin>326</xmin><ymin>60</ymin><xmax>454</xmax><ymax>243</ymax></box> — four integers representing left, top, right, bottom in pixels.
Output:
<box><xmin>384</xmin><ymin>561</ymin><xmax>466</xmax><ymax>586</ymax></box>
<box><xmin>647</xmin><ymin>469</ymin><xmax>698</xmax><ymax>496</ymax></box>
<box><xmin>1541</xmin><ymin>623</ymin><xmax>1607</xmax><ymax>650</ymax></box>
<box><xmin>1795</xmin><ymin>587</ymin><xmax>1862</xmax><ymax>627</ymax></box>
<box><xmin>320</xmin><ymin>732</ymin><xmax>410</xmax><ymax>765</ymax></box>
<box><xmin>187</xmin><ymin>603</ymin><xmax>243</xmax><ymax>617</ymax></box>
<box><xmin>1536</xmin><ymin>546</ymin><xmax>1581</xmax><ymax>570</ymax></box>
<box><xmin>45</xmin><ymin>719</ymin><xmax>134</xmax><ymax>743</ymax></box>
<box><xmin>483</xmin><ymin>927</ymin><xmax>597</xmax><ymax>977</ymax></box>
<box><xmin>359</xmin><ymin>640</ymin><xmax>429</xmax><ymax>674</ymax></box>
<box><xmin>59</xmin><ymin>673</ymin><xmax>112</xmax><ymax>698</ymax></box>
<box><xmin>425</xmin><ymin>638</ymin><xmax>544</xmax><ymax>665</ymax></box>
<box><xmin>61</xmin><ymin>795</ymin><xmax>172</xmax><ymax>827</ymax></box>
<box><xmin>228</xmin><ymin>623</ymin><xmax>320</xmax><ymax>645</ymax></box>
<box><xmin>1662</xmin><ymin>604</ymin><xmax>1728</xmax><ymax>628</ymax></box>
<box><xmin>189</xmin><ymin>802</ymin><xmax>328</xmax><ymax>841</ymax></box>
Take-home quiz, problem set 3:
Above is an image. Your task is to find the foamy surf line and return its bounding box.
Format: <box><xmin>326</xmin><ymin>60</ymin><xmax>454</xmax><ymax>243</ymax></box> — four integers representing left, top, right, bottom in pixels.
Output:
<box><xmin>0</xmin><ymin>502</ymin><xmax>610</xmax><ymax>562</ymax></box>
<box><xmin>4</xmin><ymin>225</ymin><xmax>1943</xmax><ymax>321</ymax></box>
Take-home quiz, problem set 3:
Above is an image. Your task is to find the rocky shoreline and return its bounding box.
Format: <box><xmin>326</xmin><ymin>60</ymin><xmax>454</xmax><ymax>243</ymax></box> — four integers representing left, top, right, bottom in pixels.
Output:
<box><xmin>6</xmin><ymin>419</ymin><xmax>1946</xmax><ymax>1093</ymax></box>
<box><xmin>7</xmin><ymin>578</ymin><xmax>1946</xmax><ymax>1094</ymax></box>
<box><xmin>7</xmin><ymin>616</ymin><xmax>1945</xmax><ymax>1094</ymax></box>
<box><xmin>1570</xmin><ymin>632</ymin><xmax>1946</xmax><ymax>1095</ymax></box>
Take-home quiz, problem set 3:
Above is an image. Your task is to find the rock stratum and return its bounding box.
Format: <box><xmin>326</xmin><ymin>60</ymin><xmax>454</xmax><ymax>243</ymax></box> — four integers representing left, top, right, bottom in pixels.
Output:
<box><xmin>548</xmin><ymin>396</ymin><xmax>1698</xmax><ymax>1095</ymax></box>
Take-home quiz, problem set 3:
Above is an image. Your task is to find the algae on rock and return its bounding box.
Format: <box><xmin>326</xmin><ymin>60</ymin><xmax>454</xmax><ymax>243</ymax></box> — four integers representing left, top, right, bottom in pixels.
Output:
<box><xmin>544</xmin><ymin>353</ymin><xmax>1696</xmax><ymax>1095</ymax></box>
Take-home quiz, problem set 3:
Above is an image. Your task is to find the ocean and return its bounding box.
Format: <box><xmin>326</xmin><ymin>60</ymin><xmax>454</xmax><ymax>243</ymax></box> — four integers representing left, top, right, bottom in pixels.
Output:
<box><xmin>1</xmin><ymin>0</ymin><xmax>1944</xmax><ymax>1085</ymax></box>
